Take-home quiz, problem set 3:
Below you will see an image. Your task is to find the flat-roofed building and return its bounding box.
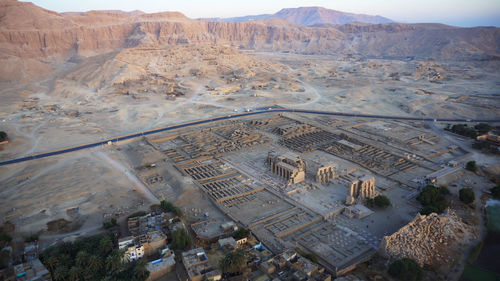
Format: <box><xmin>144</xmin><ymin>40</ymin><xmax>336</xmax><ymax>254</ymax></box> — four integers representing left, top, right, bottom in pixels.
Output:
<box><xmin>182</xmin><ymin>248</ymin><xmax>218</xmax><ymax>281</ymax></box>
<box><xmin>146</xmin><ymin>250</ymin><xmax>176</xmax><ymax>281</ymax></box>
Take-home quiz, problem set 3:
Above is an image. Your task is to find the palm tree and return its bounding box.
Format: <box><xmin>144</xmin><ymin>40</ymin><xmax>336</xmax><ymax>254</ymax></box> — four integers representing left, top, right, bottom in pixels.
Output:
<box><xmin>75</xmin><ymin>251</ymin><xmax>88</xmax><ymax>267</ymax></box>
<box><xmin>58</xmin><ymin>254</ymin><xmax>72</xmax><ymax>269</ymax></box>
<box><xmin>220</xmin><ymin>249</ymin><xmax>246</xmax><ymax>274</ymax></box>
<box><xmin>68</xmin><ymin>266</ymin><xmax>81</xmax><ymax>281</ymax></box>
<box><xmin>133</xmin><ymin>259</ymin><xmax>150</xmax><ymax>280</ymax></box>
<box><xmin>99</xmin><ymin>236</ymin><xmax>113</xmax><ymax>256</ymax></box>
<box><xmin>45</xmin><ymin>256</ymin><xmax>59</xmax><ymax>273</ymax></box>
<box><xmin>53</xmin><ymin>266</ymin><xmax>68</xmax><ymax>281</ymax></box>
<box><xmin>106</xmin><ymin>251</ymin><xmax>123</xmax><ymax>275</ymax></box>
<box><xmin>87</xmin><ymin>255</ymin><xmax>102</xmax><ymax>273</ymax></box>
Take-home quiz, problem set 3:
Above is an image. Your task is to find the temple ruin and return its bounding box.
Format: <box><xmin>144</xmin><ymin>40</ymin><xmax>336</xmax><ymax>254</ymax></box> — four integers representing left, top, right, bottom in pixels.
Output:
<box><xmin>267</xmin><ymin>151</ymin><xmax>306</xmax><ymax>184</ymax></box>
<box><xmin>315</xmin><ymin>164</ymin><xmax>335</xmax><ymax>184</ymax></box>
<box><xmin>345</xmin><ymin>175</ymin><xmax>376</xmax><ymax>205</ymax></box>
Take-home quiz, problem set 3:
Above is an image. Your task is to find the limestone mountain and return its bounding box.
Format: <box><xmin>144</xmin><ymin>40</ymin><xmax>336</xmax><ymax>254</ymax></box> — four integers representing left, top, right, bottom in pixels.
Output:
<box><xmin>200</xmin><ymin>6</ymin><xmax>393</xmax><ymax>26</ymax></box>
<box><xmin>273</xmin><ymin>7</ymin><xmax>392</xmax><ymax>26</ymax></box>
<box><xmin>0</xmin><ymin>0</ymin><xmax>499</xmax><ymax>81</ymax></box>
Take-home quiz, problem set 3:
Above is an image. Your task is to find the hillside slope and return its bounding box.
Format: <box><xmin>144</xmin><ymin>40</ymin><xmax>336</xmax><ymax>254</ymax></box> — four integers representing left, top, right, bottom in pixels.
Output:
<box><xmin>0</xmin><ymin>0</ymin><xmax>499</xmax><ymax>81</ymax></box>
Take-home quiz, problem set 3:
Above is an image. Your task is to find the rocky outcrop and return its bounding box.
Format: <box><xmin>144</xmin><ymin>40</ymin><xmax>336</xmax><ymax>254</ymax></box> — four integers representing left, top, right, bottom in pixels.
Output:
<box><xmin>0</xmin><ymin>1</ymin><xmax>499</xmax><ymax>63</ymax></box>
<box><xmin>379</xmin><ymin>211</ymin><xmax>477</xmax><ymax>268</ymax></box>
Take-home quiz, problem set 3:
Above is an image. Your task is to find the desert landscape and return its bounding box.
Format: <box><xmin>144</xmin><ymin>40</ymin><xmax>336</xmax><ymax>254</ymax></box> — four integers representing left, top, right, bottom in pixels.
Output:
<box><xmin>0</xmin><ymin>0</ymin><xmax>499</xmax><ymax>280</ymax></box>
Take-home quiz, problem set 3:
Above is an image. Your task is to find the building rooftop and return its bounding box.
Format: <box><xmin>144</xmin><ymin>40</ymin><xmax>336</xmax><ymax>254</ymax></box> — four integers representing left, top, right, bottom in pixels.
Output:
<box><xmin>182</xmin><ymin>248</ymin><xmax>214</xmax><ymax>279</ymax></box>
<box><xmin>218</xmin><ymin>237</ymin><xmax>237</xmax><ymax>249</ymax></box>
<box><xmin>146</xmin><ymin>254</ymin><xmax>176</xmax><ymax>275</ymax></box>
<box><xmin>128</xmin><ymin>213</ymin><xmax>168</xmax><ymax>236</ymax></box>
<box><xmin>118</xmin><ymin>236</ymin><xmax>134</xmax><ymax>244</ymax></box>
<box><xmin>14</xmin><ymin>259</ymin><xmax>50</xmax><ymax>281</ymax></box>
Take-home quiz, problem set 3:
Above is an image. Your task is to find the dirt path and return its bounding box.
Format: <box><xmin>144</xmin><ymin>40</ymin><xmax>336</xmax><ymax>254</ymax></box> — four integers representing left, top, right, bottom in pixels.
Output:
<box><xmin>95</xmin><ymin>150</ymin><xmax>159</xmax><ymax>203</ymax></box>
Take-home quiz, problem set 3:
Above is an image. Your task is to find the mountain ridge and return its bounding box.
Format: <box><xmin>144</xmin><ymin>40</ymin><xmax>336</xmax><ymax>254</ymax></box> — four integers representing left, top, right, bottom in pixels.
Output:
<box><xmin>0</xmin><ymin>0</ymin><xmax>498</xmax><ymax>82</ymax></box>
<box><xmin>199</xmin><ymin>6</ymin><xmax>392</xmax><ymax>26</ymax></box>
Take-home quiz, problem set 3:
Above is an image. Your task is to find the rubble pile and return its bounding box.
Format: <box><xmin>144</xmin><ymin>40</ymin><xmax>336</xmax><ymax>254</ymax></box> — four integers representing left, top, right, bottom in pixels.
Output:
<box><xmin>379</xmin><ymin>211</ymin><xmax>477</xmax><ymax>267</ymax></box>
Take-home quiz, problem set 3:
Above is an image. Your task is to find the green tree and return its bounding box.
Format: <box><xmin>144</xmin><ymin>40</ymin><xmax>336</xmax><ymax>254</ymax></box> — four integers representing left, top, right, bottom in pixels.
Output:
<box><xmin>53</xmin><ymin>266</ymin><xmax>68</xmax><ymax>281</ymax></box>
<box><xmin>450</xmin><ymin>124</ymin><xmax>478</xmax><ymax>138</ymax></box>
<box><xmin>388</xmin><ymin>258</ymin><xmax>424</xmax><ymax>281</ymax></box>
<box><xmin>466</xmin><ymin>161</ymin><xmax>477</xmax><ymax>172</ymax></box>
<box><xmin>0</xmin><ymin>131</ymin><xmax>7</xmax><ymax>142</ymax></box>
<box><xmin>45</xmin><ymin>255</ymin><xmax>59</xmax><ymax>273</ymax></box>
<box><xmin>133</xmin><ymin>259</ymin><xmax>150</xmax><ymax>280</ymax></box>
<box><xmin>99</xmin><ymin>236</ymin><xmax>114</xmax><ymax>256</ymax></box>
<box><xmin>171</xmin><ymin>228</ymin><xmax>192</xmax><ymax>250</ymax></box>
<box><xmin>0</xmin><ymin>232</ymin><xmax>12</xmax><ymax>246</ymax></box>
<box><xmin>75</xmin><ymin>250</ymin><xmax>88</xmax><ymax>267</ymax></box>
<box><xmin>58</xmin><ymin>254</ymin><xmax>72</xmax><ymax>269</ymax></box>
<box><xmin>24</xmin><ymin>234</ymin><xmax>39</xmax><ymax>243</ymax></box>
<box><xmin>367</xmin><ymin>195</ymin><xmax>391</xmax><ymax>208</ymax></box>
<box><xmin>103</xmin><ymin>218</ymin><xmax>117</xmax><ymax>229</ymax></box>
<box><xmin>417</xmin><ymin>185</ymin><xmax>449</xmax><ymax>215</ymax></box>
<box><xmin>106</xmin><ymin>250</ymin><xmax>124</xmax><ymax>275</ymax></box>
<box><xmin>68</xmin><ymin>266</ymin><xmax>81</xmax><ymax>281</ymax></box>
<box><xmin>459</xmin><ymin>188</ymin><xmax>475</xmax><ymax>204</ymax></box>
<box><xmin>420</xmin><ymin>205</ymin><xmax>439</xmax><ymax>216</ymax></box>
<box><xmin>40</xmin><ymin>233</ymin><xmax>144</xmax><ymax>281</ymax></box>
<box><xmin>88</xmin><ymin>255</ymin><xmax>103</xmax><ymax>273</ymax></box>
<box><xmin>302</xmin><ymin>253</ymin><xmax>318</xmax><ymax>263</ymax></box>
<box><xmin>491</xmin><ymin>181</ymin><xmax>500</xmax><ymax>199</ymax></box>
<box><xmin>160</xmin><ymin>200</ymin><xmax>183</xmax><ymax>217</ymax></box>
<box><xmin>233</xmin><ymin>228</ymin><xmax>250</xmax><ymax>240</ymax></box>
<box><xmin>474</xmin><ymin>123</ymin><xmax>492</xmax><ymax>134</ymax></box>
<box><xmin>219</xmin><ymin>249</ymin><xmax>246</xmax><ymax>275</ymax></box>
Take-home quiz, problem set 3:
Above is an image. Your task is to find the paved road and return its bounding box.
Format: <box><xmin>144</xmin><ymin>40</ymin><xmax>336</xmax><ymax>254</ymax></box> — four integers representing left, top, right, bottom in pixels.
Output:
<box><xmin>1</xmin><ymin>108</ymin><xmax>499</xmax><ymax>167</ymax></box>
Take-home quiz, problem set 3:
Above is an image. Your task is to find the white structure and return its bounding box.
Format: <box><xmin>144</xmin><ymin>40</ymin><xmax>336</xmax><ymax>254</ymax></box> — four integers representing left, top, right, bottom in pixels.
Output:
<box><xmin>118</xmin><ymin>236</ymin><xmax>134</xmax><ymax>249</ymax></box>
<box><xmin>124</xmin><ymin>245</ymin><xmax>145</xmax><ymax>262</ymax></box>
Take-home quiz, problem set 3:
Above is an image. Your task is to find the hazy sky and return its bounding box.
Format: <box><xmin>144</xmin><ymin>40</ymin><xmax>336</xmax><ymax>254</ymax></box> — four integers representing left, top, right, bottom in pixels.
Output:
<box><xmin>24</xmin><ymin>0</ymin><xmax>500</xmax><ymax>27</ymax></box>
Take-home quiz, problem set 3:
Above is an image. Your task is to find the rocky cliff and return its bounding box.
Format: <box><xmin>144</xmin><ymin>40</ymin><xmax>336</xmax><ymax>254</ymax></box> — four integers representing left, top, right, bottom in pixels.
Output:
<box><xmin>0</xmin><ymin>0</ymin><xmax>499</xmax><ymax>70</ymax></box>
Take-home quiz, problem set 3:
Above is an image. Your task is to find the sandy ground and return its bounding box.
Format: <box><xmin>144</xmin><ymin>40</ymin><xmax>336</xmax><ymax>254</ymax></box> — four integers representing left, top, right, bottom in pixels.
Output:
<box><xmin>0</xmin><ymin>45</ymin><xmax>498</xmax><ymax>161</ymax></box>
<box><xmin>0</xmin><ymin>146</ymin><xmax>157</xmax><ymax>243</ymax></box>
<box><xmin>0</xmin><ymin>45</ymin><xmax>498</xmax><ymax>257</ymax></box>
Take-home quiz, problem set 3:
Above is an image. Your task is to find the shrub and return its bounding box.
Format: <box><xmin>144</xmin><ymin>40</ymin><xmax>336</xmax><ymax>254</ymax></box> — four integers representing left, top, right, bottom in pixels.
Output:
<box><xmin>366</xmin><ymin>195</ymin><xmax>391</xmax><ymax>208</ymax></box>
<box><xmin>24</xmin><ymin>234</ymin><xmax>39</xmax><ymax>243</ymax></box>
<box><xmin>459</xmin><ymin>188</ymin><xmax>475</xmax><ymax>204</ymax></box>
<box><xmin>420</xmin><ymin>205</ymin><xmax>440</xmax><ymax>216</ymax></box>
<box><xmin>219</xmin><ymin>249</ymin><xmax>246</xmax><ymax>274</ymax></box>
<box><xmin>449</xmin><ymin>124</ymin><xmax>477</xmax><ymax>138</ymax></box>
<box><xmin>491</xmin><ymin>182</ymin><xmax>500</xmax><ymax>199</ymax></box>
<box><xmin>417</xmin><ymin>185</ymin><xmax>448</xmax><ymax>215</ymax></box>
<box><xmin>388</xmin><ymin>258</ymin><xmax>424</xmax><ymax>281</ymax></box>
<box><xmin>0</xmin><ymin>132</ymin><xmax>7</xmax><ymax>142</ymax></box>
<box><xmin>302</xmin><ymin>253</ymin><xmax>318</xmax><ymax>263</ymax></box>
<box><xmin>103</xmin><ymin>218</ymin><xmax>117</xmax><ymax>229</ymax></box>
<box><xmin>474</xmin><ymin>123</ymin><xmax>492</xmax><ymax>134</ymax></box>
<box><xmin>0</xmin><ymin>232</ymin><xmax>12</xmax><ymax>243</ymax></box>
<box><xmin>160</xmin><ymin>200</ymin><xmax>183</xmax><ymax>217</ymax></box>
<box><xmin>472</xmin><ymin>141</ymin><xmax>499</xmax><ymax>154</ymax></box>
<box><xmin>233</xmin><ymin>228</ymin><xmax>250</xmax><ymax>240</ymax></box>
<box><xmin>466</xmin><ymin>161</ymin><xmax>477</xmax><ymax>172</ymax></box>
<box><xmin>171</xmin><ymin>228</ymin><xmax>192</xmax><ymax>250</ymax></box>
